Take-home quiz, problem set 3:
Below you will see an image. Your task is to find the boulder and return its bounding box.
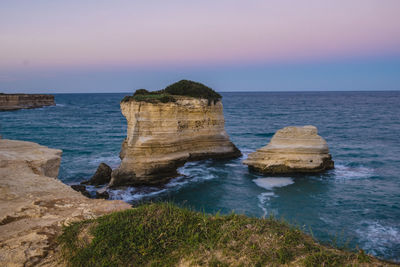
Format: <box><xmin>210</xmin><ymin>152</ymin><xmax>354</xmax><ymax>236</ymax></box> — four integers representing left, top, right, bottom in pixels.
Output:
<box><xmin>243</xmin><ymin>126</ymin><xmax>334</xmax><ymax>174</ymax></box>
<box><xmin>82</xmin><ymin>162</ymin><xmax>112</xmax><ymax>185</ymax></box>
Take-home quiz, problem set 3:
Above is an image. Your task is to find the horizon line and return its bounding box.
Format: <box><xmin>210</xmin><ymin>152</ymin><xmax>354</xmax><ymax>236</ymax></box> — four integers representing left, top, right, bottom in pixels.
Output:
<box><xmin>17</xmin><ymin>89</ymin><xmax>399</xmax><ymax>94</ymax></box>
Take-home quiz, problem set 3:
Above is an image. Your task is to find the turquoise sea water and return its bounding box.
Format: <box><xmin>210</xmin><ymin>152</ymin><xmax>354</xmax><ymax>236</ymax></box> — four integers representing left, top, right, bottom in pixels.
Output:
<box><xmin>1</xmin><ymin>91</ymin><xmax>400</xmax><ymax>261</ymax></box>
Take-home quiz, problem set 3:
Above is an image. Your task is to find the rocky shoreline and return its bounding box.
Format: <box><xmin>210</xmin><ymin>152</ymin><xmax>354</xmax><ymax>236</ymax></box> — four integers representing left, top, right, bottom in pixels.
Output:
<box><xmin>0</xmin><ymin>138</ymin><xmax>397</xmax><ymax>267</ymax></box>
<box><xmin>0</xmin><ymin>93</ymin><xmax>55</xmax><ymax>111</ymax></box>
<box><xmin>0</xmin><ymin>139</ymin><xmax>130</xmax><ymax>266</ymax></box>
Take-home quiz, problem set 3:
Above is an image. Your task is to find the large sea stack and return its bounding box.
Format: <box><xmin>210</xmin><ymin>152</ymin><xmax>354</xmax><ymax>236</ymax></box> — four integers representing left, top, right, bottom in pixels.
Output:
<box><xmin>243</xmin><ymin>125</ymin><xmax>334</xmax><ymax>174</ymax></box>
<box><xmin>0</xmin><ymin>93</ymin><xmax>55</xmax><ymax>111</ymax></box>
<box><xmin>110</xmin><ymin>80</ymin><xmax>241</xmax><ymax>186</ymax></box>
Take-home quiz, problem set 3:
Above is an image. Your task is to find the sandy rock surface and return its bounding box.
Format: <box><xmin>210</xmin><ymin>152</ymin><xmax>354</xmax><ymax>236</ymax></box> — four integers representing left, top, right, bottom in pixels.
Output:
<box><xmin>0</xmin><ymin>139</ymin><xmax>131</xmax><ymax>266</ymax></box>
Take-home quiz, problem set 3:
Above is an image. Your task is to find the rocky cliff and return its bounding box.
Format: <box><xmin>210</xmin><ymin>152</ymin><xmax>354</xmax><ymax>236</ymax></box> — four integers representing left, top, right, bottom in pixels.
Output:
<box><xmin>0</xmin><ymin>139</ymin><xmax>130</xmax><ymax>266</ymax></box>
<box><xmin>243</xmin><ymin>125</ymin><xmax>334</xmax><ymax>174</ymax></box>
<box><xmin>0</xmin><ymin>94</ymin><xmax>55</xmax><ymax>111</ymax></box>
<box><xmin>110</xmin><ymin>96</ymin><xmax>241</xmax><ymax>186</ymax></box>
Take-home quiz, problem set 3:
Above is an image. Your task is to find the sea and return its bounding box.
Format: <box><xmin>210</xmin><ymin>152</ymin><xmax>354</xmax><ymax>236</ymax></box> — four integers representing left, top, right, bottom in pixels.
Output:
<box><xmin>1</xmin><ymin>91</ymin><xmax>400</xmax><ymax>262</ymax></box>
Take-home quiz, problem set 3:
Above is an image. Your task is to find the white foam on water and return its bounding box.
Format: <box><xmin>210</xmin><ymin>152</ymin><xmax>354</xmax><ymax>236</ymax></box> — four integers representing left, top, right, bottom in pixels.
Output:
<box><xmin>108</xmin><ymin>187</ymin><xmax>167</xmax><ymax>202</ymax></box>
<box><xmin>334</xmin><ymin>164</ymin><xmax>374</xmax><ymax>180</ymax></box>
<box><xmin>356</xmin><ymin>221</ymin><xmax>400</xmax><ymax>259</ymax></box>
<box><xmin>107</xmin><ymin>164</ymin><xmax>217</xmax><ymax>202</ymax></box>
<box><xmin>240</xmin><ymin>148</ymin><xmax>255</xmax><ymax>160</ymax></box>
<box><xmin>258</xmin><ymin>192</ymin><xmax>275</xmax><ymax>217</ymax></box>
<box><xmin>56</xmin><ymin>104</ymin><xmax>66</xmax><ymax>107</ymax></box>
<box><xmin>178</xmin><ymin>165</ymin><xmax>217</xmax><ymax>182</ymax></box>
<box><xmin>225</xmin><ymin>163</ymin><xmax>240</xmax><ymax>167</ymax></box>
<box><xmin>253</xmin><ymin>177</ymin><xmax>294</xmax><ymax>216</ymax></box>
<box><xmin>253</xmin><ymin>177</ymin><xmax>294</xmax><ymax>190</ymax></box>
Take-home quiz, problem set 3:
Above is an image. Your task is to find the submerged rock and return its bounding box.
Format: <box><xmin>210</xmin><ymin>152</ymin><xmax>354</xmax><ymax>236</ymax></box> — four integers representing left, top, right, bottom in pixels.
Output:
<box><xmin>82</xmin><ymin>162</ymin><xmax>112</xmax><ymax>186</ymax></box>
<box><xmin>243</xmin><ymin>125</ymin><xmax>334</xmax><ymax>174</ymax></box>
<box><xmin>110</xmin><ymin>81</ymin><xmax>241</xmax><ymax>186</ymax></box>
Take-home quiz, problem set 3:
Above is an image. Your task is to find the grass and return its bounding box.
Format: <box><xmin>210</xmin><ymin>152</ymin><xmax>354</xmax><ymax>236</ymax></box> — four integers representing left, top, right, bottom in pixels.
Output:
<box><xmin>121</xmin><ymin>80</ymin><xmax>222</xmax><ymax>105</ymax></box>
<box><xmin>58</xmin><ymin>202</ymin><xmax>393</xmax><ymax>267</ymax></box>
<box><xmin>122</xmin><ymin>93</ymin><xmax>176</xmax><ymax>104</ymax></box>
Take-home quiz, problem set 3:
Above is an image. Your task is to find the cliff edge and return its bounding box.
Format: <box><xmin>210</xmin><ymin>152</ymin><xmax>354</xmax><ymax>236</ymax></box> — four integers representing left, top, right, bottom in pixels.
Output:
<box><xmin>0</xmin><ymin>93</ymin><xmax>55</xmax><ymax>111</ymax></box>
<box><xmin>0</xmin><ymin>139</ymin><xmax>131</xmax><ymax>266</ymax></box>
<box><xmin>110</xmin><ymin>80</ymin><xmax>241</xmax><ymax>186</ymax></box>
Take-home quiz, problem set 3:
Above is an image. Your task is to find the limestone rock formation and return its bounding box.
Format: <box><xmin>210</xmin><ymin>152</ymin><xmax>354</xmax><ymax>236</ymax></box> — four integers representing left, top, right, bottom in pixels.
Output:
<box><xmin>82</xmin><ymin>162</ymin><xmax>112</xmax><ymax>186</ymax></box>
<box><xmin>0</xmin><ymin>139</ymin><xmax>130</xmax><ymax>266</ymax></box>
<box><xmin>243</xmin><ymin>126</ymin><xmax>334</xmax><ymax>174</ymax></box>
<box><xmin>0</xmin><ymin>93</ymin><xmax>55</xmax><ymax>111</ymax></box>
<box><xmin>110</xmin><ymin>93</ymin><xmax>241</xmax><ymax>186</ymax></box>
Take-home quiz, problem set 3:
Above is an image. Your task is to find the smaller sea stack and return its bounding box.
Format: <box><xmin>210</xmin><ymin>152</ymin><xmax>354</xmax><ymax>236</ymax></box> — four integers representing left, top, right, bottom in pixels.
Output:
<box><xmin>243</xmin><ymin>125</ymin><xmax>334</xmax><ymax>174</ymax></box>
<box><xmin>0</xmin><ymin>93</ymin><xmax>55</xmax><ymax>111</ymax></box>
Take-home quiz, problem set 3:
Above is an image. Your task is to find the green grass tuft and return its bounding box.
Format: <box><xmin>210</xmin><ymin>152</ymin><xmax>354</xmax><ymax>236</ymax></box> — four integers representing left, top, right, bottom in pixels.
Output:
<box><xmin>164</xmin><ymin>80</ymin><xmax>221</xmax><ymax>104</ymax></box>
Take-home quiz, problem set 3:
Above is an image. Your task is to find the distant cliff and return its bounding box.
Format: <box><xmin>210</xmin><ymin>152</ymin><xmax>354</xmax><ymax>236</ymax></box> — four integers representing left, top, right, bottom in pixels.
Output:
<box><xmin>0</xmin><ymin>93</ymin><xmax>55</xmax><ymax>111</ymax></box>
<box><xmin>110</xmin><ymin>80</ymin><xmax>241</xmax><ymax>186</ymax></box>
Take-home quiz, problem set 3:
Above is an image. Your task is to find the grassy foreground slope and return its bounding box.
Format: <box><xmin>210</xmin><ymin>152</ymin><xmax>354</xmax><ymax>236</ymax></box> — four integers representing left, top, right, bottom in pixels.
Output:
<box><xmin>58</xmin><ymin>202</ymin><xmax>395</xmax><ymax>267</ymax></box>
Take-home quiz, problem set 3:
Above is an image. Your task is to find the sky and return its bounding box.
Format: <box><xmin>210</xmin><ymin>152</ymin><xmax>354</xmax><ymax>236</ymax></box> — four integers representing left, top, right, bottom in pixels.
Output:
<box><xmin>1</xmin><ymin>0</ymin><xmax>400</xmax><ymax>93</ymax></box>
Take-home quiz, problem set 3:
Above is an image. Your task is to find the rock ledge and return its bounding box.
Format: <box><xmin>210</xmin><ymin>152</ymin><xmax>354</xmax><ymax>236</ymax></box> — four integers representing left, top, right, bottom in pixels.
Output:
<box><xmin>0</xmin><ymin>139</ymin><xmax>130</xmax><ymax>266</ymax></box>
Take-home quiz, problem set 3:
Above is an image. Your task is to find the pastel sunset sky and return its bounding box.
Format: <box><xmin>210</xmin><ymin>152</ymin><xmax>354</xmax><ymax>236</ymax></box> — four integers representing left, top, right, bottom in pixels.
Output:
<box><xmin>1</xmin><ymin>0</ymin><xmax>400</xmax><ymax>92</ymax></box>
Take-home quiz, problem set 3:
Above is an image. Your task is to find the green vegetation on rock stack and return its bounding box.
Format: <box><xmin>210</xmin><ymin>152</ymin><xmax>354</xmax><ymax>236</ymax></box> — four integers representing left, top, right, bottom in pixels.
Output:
<box><xmin>58</xmin><ymin>202</ymin><xmax>385</xmax><ymax>267</ymax></box>
<box><xmin>121</xmin><ymin>80</ymin><xmax>222</xmax><ymax>105</ymax></box>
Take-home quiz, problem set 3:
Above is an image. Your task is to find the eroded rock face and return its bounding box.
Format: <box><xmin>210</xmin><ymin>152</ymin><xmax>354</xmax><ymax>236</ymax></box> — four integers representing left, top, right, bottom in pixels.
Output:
<box><xmin>110</xmin><ymin>97</ymin><xmax>241</xmax><ymax>186</ymax></box>
<box><xmin>243</xmin><ymin>126</ymin><xmax>334</xmax><ymax>174</ymax></box>
<box><xmin>0</xmin><ymin>139</ymin><xmax>130</xmax><ymax>266</ymax></box>
<box><xmin>0</xmin><ymin>94</ymin><xmax>55</xmax><ymax>111</ymax></box>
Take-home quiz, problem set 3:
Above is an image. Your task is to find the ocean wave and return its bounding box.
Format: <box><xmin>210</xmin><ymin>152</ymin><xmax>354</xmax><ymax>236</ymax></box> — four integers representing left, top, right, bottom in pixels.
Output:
<box><xmin>107</xmin><ymin>164</ymin><xmax>219</xmax><ymax>202</ymax></box>
<box><xmin>178</xmin><ymin>164</ymin><xmax>217</xmax><ymax>182</ymax></box>
<box><xmin>333</xmin><ymin>164</ymin><xmax>374</xmax><ymax>180</ymax></box>
<box><xmin>225</xmin><ymin>163</ymin><xmax>240</xmax><ymax>167</ymax></box>
<box><xmin>108</xmin><ymin>187</ymin><xmax>167</xmax><ymax>202</ymax></box>
<box><xmin>356</xmin><ymin>220</ymin><xmax>400</xmax><ymax>261</ymax></box>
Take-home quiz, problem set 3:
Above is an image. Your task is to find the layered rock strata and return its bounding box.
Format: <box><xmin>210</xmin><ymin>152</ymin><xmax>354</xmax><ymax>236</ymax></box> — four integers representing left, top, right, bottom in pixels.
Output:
<box><xmin>243</xmin><ymin>126</ymin><xmax>334</xmax><ymax>174</ymax></box>
<box><xmin>110</xmin><ymin>97</ymin><xmax>241</xmax><ymax>186</ymax></box>
<box><xmin>0</xmin><ymin>139</ymin><xmax>130</xmax><ymax>266</ymax></box>
<box><xmin>0</xmin><ymin>94</ymin><xmax>55</xmax><ymax>111</ymax></box>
